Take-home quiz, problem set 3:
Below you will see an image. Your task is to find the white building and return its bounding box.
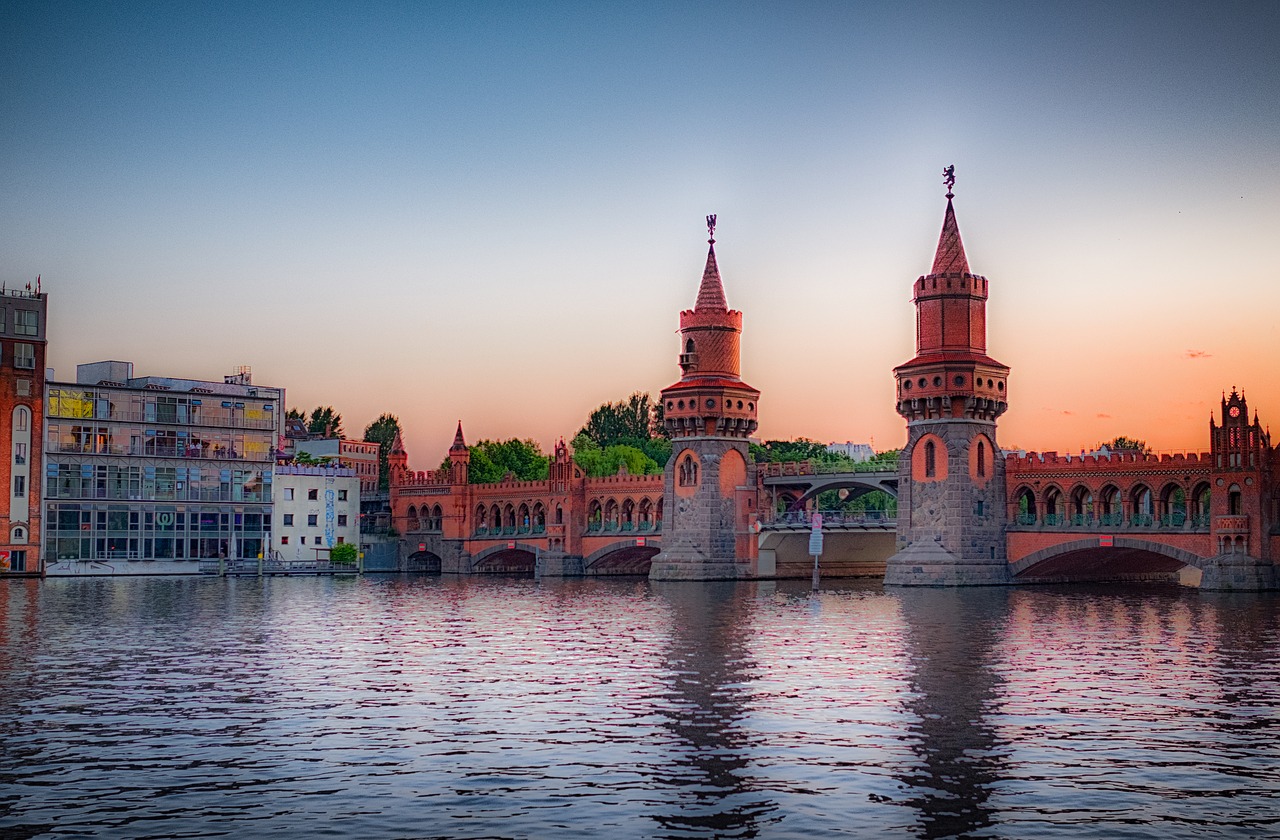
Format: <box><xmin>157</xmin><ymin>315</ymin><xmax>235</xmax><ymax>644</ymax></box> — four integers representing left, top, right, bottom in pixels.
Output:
<box><xmin>826</xmin><ymin>441</ymin><xmax>875</xmax><ymax>462</ymax></box>
<box><xmin>294</xmin><ymin>437</ymin><xmax>380</xmax><ymax>495</ymax></box>
<box><xmin>272</xmin><ymin>465</ymin><xmax>359</xmax><ymax>561</ymax></box>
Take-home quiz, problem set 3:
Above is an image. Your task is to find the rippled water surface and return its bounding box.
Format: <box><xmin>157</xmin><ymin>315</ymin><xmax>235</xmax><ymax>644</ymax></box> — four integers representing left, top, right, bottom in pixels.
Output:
<box><xmin>1</xmin><ymin>576</ymin><xmax>1278</xmax><ymax>839</ymax></box>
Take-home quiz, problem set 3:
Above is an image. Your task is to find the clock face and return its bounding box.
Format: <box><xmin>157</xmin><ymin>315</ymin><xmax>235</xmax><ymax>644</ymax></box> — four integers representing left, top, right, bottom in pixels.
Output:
<box><xmin>1229</xmin><ymin>406</ymin><xmax>1241</xmax><ymax>418</ymax></box>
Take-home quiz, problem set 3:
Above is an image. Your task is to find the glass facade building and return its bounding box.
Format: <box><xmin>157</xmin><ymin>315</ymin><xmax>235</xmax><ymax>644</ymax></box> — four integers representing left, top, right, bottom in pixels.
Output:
<box><xmin>43</xmin><ymin>362</ymin><xmax>283</xmax><ymax>565</ymax></box>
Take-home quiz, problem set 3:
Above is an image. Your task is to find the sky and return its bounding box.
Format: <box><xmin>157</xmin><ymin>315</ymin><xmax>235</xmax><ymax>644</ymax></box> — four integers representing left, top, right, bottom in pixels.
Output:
<box><xmin>3</xmin><ymin>1</ymin><xmax>1278</xmax><ymax>464</ymax></box>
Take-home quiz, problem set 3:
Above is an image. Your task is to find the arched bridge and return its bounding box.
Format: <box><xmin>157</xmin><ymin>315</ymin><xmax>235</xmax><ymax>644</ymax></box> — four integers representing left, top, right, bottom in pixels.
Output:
<box><xmin>756</xmin><ymin>461</ymin><xmax>898</xmax><ymax>517</ymax></box>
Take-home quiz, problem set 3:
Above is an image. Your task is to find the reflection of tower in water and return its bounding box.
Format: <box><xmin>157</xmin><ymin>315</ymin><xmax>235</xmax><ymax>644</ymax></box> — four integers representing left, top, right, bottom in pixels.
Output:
<box><xmin>647</xmin><ymin>582</ymin><xmax>774</xmax><ymax>838</ymax></box>
<box><xmin>894</xmin><ymin>588</ymin><xmax>1010</xmax><ymax>839</ymax></box>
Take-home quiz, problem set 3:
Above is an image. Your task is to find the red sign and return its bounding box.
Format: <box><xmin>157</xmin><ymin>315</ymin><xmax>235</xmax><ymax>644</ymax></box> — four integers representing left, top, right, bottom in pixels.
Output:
<box><xmin>812</xmin><ymin>513</ymin><xmax>823</xmax><ymax>531</ymax></box>
<box><xmin>1099</xmin><ymin>536</ymin><xmax>1113</xmax><ymax>547</ymax></box>
<box><xmin>635</xmin><ymin>537</ymin><xmax>646</xmax><ymax>547</ymax></box>
<box><xmin>508</xmin><ymin>541</ymin><xmax>516</xmax><ymax>549</ymax></box>
<box><xmin>418</xmin><ymin>543</ymin><xmax>426</xmax><ymax>551</ymax></box>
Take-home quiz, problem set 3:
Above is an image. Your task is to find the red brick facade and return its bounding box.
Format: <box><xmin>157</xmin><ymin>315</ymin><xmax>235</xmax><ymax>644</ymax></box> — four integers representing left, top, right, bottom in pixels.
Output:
<box><xmin>0</xmin><ymin>290</ymin><xmax>47</xmax><ymax>577</ymax></box>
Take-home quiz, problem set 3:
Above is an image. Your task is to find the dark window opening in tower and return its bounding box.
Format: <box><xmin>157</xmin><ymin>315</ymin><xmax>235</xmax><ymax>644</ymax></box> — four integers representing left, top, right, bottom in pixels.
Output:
<box><xmin>977</xmin><ymin>441</ymin><xmax>986</xmax><ymax>477</ymax></box>
<box><xmin>925</xmin><ymin>441</ymin><xmax>936</xmax><ymax>478</ymax></box>
<box><xmin>685</xmin><ymin>338</ymin><xmax>695</xmax><ymax>354</ymax></box>
<box><xmin>678</xmin><ymin>455</ymin><xmax>699</xmax><ymax>487</ymax></box>
<box><xmin>1228</xmin><ymin>485</ymin><xmax>1242</xmax><ymax>515</ymax></box>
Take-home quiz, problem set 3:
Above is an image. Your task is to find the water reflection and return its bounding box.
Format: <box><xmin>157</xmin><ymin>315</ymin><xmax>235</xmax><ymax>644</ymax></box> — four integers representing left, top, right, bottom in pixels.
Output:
<box><xmin>894</xmin><ymin>588</ymin><xmax>1009</xmax><ymax>838</ymax></box>
<box><xmin>647</xmin><ymin>581</ymin><xmax>775</xmax><ymax>838</ymax></box>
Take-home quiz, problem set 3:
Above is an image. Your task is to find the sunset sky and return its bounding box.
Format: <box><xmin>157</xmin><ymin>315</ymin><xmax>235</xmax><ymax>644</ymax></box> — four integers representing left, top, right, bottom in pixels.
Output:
<box><xmin>4</xmin><ymin>1</ymin><xmax>1278</xmax><ymax>464</ymax></box>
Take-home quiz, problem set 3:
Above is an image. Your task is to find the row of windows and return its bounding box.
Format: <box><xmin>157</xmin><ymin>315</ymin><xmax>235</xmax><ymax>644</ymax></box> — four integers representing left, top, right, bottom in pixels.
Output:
<box><xmin>46</xmin><ymin>423</ymin><xmax>274</xmax><ymax>461</ymax></box>
<box><xmin>282</xmin><ymin>513</ymin><xmax>349</xmax><ymax>527</ymax></box>
<box><xmin>279</xmin><ymin>535</ymin><xmax>346</xmax><ymax>545</ymax></box>
<box><xmin>47</xmin><ymin>389</ymin><xmax>276</xmax><ymax>430</ymax></box>
<box><xmin>281</xmin><ymin>487</ymin><xmax>349</xmax><ymax>501</ymax></box>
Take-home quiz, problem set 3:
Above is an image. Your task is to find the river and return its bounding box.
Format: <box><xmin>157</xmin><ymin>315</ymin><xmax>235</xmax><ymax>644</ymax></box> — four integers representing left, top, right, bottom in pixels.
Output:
<box><xmin>1</xmin><ymin>575</ymin><xmax>1277</xmax><ymax>839</ymax></box>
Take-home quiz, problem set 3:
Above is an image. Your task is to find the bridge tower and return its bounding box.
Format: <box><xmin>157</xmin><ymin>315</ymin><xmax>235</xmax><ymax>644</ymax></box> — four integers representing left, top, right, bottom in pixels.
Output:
<box><xmin>649</xmin><ymin>216</ymin><xmax>760</xmax><ymax>581</ymax></box>
<box><xmin>1203</xmin><ymin>389</ymin><xmax>1276</xmax><ymax>588</ymax></box>
<box><xmin>886</xmin><ymin>173</ymin><xmax>1012</xmax><ymax>585</ymax></box>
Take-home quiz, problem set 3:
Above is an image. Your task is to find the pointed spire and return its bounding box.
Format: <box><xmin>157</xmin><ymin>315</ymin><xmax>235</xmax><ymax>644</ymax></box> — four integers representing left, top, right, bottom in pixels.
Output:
<box><xmin>449</xmin><ymin>421</ymin><xmax>467</xmax><ymax>452</ymax></box>
<box><xmin>930</xmin><ymin>197</ymin><xmax>971</xmax><ymax>276</ymax></box>
<box><xmin>390</xmin><ymin>427</ymin><xmax>407</xmax><ymax>455</ymax></box>
<box><xmin>694</xmin><ymin>214</ymin><xmax>728</xmax><ymax>311</ymax></box>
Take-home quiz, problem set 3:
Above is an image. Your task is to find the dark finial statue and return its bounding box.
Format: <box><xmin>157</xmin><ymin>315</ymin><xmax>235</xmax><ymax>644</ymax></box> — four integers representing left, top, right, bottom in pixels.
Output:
<box><xmin>706</xmin><ymin>214</ymin><xmax>717</xmax><ymax>242</ymax></box>
<box><xmin>943</xmin><ymin>165</ymin><xmax>956</xmax><ymax>198</ymax></box>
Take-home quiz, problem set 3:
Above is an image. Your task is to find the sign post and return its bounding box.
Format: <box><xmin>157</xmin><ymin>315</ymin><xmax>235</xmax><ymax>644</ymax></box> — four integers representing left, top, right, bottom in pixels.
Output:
<box><xmin>809</xmin><ymin>513</ymin><xmax>824</xmax><ymax>591</ymax></box>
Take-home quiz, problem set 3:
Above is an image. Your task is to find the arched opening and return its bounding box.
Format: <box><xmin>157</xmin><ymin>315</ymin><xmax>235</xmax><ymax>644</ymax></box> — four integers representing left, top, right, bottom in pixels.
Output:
<box><xmin>406</xmin><ymin>505</ymin><xmax>421</xmax><ymax>531</ymax></box>
<box><xmin>1130</xmin><ymin>485</ymin><xmax>1153</xmax><ymax>526</ymax></box>
<box><xmin>1159</xmin><ymin>484</ymin><xmax>1186</xmax><ymax>527</ymax></box>
<box><xmin>639</xmin><ymin>498</ymin><xmax>653</xmax><ymax>530</ymax></box>
<box><xmin>503</xmin><ymin>504</ymin><xmax>516</xmax><ymax>532</ymax></box>
<box><xmin>1043</xmin><ymin>487</ymin><xmax>1063</xmax><ymax>525</ymax></box>
<box><xmin>490</xmin><ymin>504</ymin><xmax>502</xmax><ymax>534</ymax></box>
<box><xmin>924</xmin><ymin>441</ymin><xmax>936</xmax><ymax>478</ymax></box>
<box><xmin>1190</xmin><ymin>483</ymin><xmax>1211</xmax><ymax>527</ymax></box>
<box><xmin>431</xmin><ymin>505</ymin><xmax>443</xmax><ymax>531</ymax></box>
<box><xmin>1228</xmin><ymin>484</ymin><xmax>1242</xmax><ymax>515</ymax></box>
<box><xmin>1070</xmin><ymin>486</ymin><xmax>1094</xmax><ymax>525</ymax></box>
<box><xmin>475</xmin><ymin>504</ymin><xmax>489</xmax><ymax>535</ymax></box>
<box><xmin>976</xmin><ymin>440</ymin><xmax>986</xmax><ymax>477</ymax></box>
<box><xmin>685</xmin><ymin>338</ymin><xmax>695</xmax><ymax>354</ymax></box>
<box><xmin>1016</xmin><ymin>487</ymin><xmax>1037</xmax><ymax>524</ymax></box>
<box><xmin>604</xmin><ymin>498</ymin><xmax>619</xmax><ymax>531</ymax></box>
<box><xmin>621</xmin><ymin>498</ymin><xmax>635</xmax><ymax>530</ymax></box>
<box><xmin>555</xmin><ymin>505</ymin><xmax>563</xmax><ymax>525</ymax></box>
<box><xmin>1099</xmin><ymin>485</ymin><xmax>1122</xmax><ymax>525</ymax></box>
<box><xmin>587</xmin><ymin>500</ymin><xmax>602</xmax><ymax>531</ymax></box>
<box><xmin>517</xmin><ymin>503</ymin><xmax>531</xmax><ymax>533</ymax></box>
<box><xmin>678</xmin><ymin>454</ymin><xmax>699</xmax><ymax>486</ymax></box>
<box><xmin>406</xmin><ymin>550</ymin><xmax>442</xmax><ymax>574</ymax></box>
<box><xmin>532</xmin><ymin>503</ymin><xmax>545</xmax><ymax>533</ymax></box>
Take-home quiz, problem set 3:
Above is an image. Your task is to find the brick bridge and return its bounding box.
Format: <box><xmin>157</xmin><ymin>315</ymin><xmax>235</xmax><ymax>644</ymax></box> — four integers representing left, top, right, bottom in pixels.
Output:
<box><xmin>390</xmin><ymin>187</ymin><xmax>1277</xmax><ymax>588</ymax></box>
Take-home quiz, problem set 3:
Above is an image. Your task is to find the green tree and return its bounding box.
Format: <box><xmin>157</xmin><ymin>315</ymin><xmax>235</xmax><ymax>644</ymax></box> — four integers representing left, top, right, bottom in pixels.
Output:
<box><xmin>571</xmin><ymin>433</ymin><xmax>663</xmax><ymax>477</ymax></box>
<box><xmin>577</xmin><ymin>392</ymin><xmax>665</xmax><ymax>445</ymax></box>
<box><xmin>1101</xmin><ymin>436</ymin><xmax>1149</xmax><ymax>453</ymax></box>
<box><xmin>329</xmin><ymin>542</ymin><xmax>358</xmax><ymax>565</ymax></box>
<box><xmin>307</xmin><ymin>406</ymin><xmax>343</xmax><ymax>437</ymax></box>
<box><xmin>363</xmin><ymin>413</ymin><xmax>401</xmax><ymax>491</ymax></box>
<box><xmin>443</xmin><ymin>439</ymin><xmax>550</xmax><ymax>484</ymax></box>
<box><xmin>292</xmin><ymin>451</ymin><xmax>333</xmax><ymax>466</ymax></box>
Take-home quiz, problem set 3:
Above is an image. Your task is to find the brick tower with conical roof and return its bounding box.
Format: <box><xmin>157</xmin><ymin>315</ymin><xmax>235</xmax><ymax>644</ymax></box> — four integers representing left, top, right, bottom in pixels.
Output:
<box><xmin>649</xmin><ymin>216</ymin><xmax>760</xmax><ymax>581</ymax></box>
<box><xmin>885</xmin><ymin>170</ymin><xmax>1012</xmax><ymax>585</ymax></box>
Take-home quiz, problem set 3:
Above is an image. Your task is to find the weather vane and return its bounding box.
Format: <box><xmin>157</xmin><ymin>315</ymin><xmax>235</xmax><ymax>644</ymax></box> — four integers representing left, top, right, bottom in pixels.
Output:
<box><xmin>706</xmin><ymin>213</ymin><xmax>717</xmax><ymax>243</ymax></box>
<box><xmin>943</xmin><ymin>165</ymin><xmax>956</xmax><ymax>199</ymax></box>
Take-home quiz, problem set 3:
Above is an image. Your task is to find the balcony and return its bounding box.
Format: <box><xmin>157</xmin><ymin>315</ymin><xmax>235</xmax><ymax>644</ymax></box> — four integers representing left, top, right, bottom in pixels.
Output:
<box><xmin>1215</xmin><ymin>515</ymin><xmax>1249</xmax><ymax>534</ymax></box>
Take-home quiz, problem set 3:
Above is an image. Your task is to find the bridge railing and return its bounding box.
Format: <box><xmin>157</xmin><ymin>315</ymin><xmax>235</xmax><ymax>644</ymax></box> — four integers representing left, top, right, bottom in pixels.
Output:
<box><xmin>758</xmin><ymin>459</ymin><xmax>898</xmax><ymax>478</ymax></box>
<box><xmin>1012</xmin><ymin>513</ymin><xmax>1210</xmax><ymax>531</ymax></box>
<box><xmin>763</xmin><ymin>509</ymin><xmax>896</xmax><ymax>528</ymax></box>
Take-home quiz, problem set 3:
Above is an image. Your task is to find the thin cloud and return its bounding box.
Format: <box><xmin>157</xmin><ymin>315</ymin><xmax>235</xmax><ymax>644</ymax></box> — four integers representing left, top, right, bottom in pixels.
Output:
<box><xmin>1096</xmin><ymin>413</ymin><xmax>1111</xmax><ymax>419</ymax></box>
<box><xmin>1186</xmin><ymin>350</ymin><xmax>1211</xmax><ymax>359</ymax></box>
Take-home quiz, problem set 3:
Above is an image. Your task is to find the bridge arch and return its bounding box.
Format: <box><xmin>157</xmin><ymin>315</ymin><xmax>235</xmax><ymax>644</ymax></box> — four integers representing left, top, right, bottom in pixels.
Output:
<box><xmin>406</xmin><ymin>549</ymin><xmax>442</xmax><ymax>573</ymax></box>
<box><xmin>583</xmin><ymin>540</ymin><xmax>661</xmax><ymax>576</ymax></box>
<box><xmin>785</xmin><ymin>477</ymin><xmax>899</xmax><ymax>508</ymax></box>
<box><xmin>1012</xmin><ymin>537</ymin><xmax>1207</xmax><ymax>583</ymax></box>
<box><xmin>470</xmin><ymin>542</ymin><xmax>539</xmax><ymax>574</ymax></box>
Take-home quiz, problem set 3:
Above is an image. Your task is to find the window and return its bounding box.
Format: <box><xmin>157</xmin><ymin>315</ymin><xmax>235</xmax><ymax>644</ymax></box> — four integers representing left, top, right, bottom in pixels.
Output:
<box><xmin>13</xmin><ymin>344</ymin><xmax>34</xmax><ymax>369</ymax></box>
<box><xmin>15</xmin><ymin>407</ymin><xmax>28</xmax><ymax>431</ymax></box>
<box><xmin>308</xmin><ymin>489</ymin><xmax>318</xmax><ymax>500</ymax></box>
<box><xmin>338</xmin><ymin>489</ymin><xmax>348</xmax><ymax>501</ymax></box>
<box><xmin>13</xmin><ymin>475</ymin><xmax>25</xmax><ymax>497</ymax></box>
<box><xmin>337</xmin><ymin>514</ymin><xmax>348</xmax><ymax>526</ymax></box>
<box><xmin>13</xmin><ymin>443</ymin><xmax>25</xmax><ymax>465</ymax></box>
<box><xmin>14</xmin><ymin>309</ymin><xmax>37</xmax><ymax>336</ymax></box>
<box><xmin>281</xmin><ymin>536</ymin><xmax>289</xmax><ymax>545</ymax></box>
<box><xmin>307</xmin><ymin>514</ymin><xmax>318</xmax><ymax>526</ymax></box>
<box><xmin>300</xmin><ymin>536</ymin><xmax>306</xmax><ymax>544</ymax></box>
<box><xmin>977</xmin><ymin>441</ymin><xmax>986</xmax><ymax>477</ymax></box>
<box><xmin>283</xmin><ymin>514</ymin><xmax>294</xmax><ymax>526</ymax></box>
<box><xmin>925</xmin><ymin>441</ymin><xmax>936</xmax><ymax>478</ymax></box>
<box><xmin>337</xmin><ymin>537</ymin><xmax>345</xmax><ymax>544</ymax></box>
<box><xmin>283</xmin><ymin>487</ymin><xmax>294</xmax><ymax>500</ymax></box>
